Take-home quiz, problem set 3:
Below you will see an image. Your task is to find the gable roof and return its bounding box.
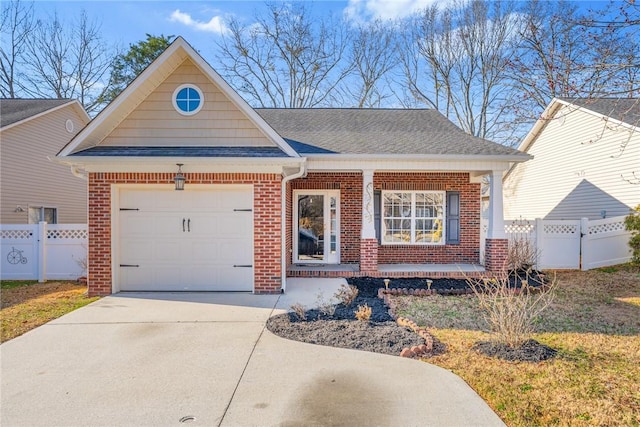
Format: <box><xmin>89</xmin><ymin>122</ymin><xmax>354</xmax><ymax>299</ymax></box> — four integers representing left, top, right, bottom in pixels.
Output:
<box><xmin>257</xmin><ymin>108</ymin><xmax>525</xmax><ymax>157</ymax></box>
<box><xmin>559</xmin><ymin>98</ymin><xmax>640</xmax><ymax>126</ymax></box>
<box><xmin>58</xmin><ymin>37</ymin><xmax>299</xmax><ymax>158</ymax></box>
<box><xmin>0</xmin><ymin>99</ymin><xmax>85</xmax><ymax>129</ymax></box>
<box><xmin>517</xmin><ymin>97</ymin><xmax>640</xmax><ymax>155</ymax></box>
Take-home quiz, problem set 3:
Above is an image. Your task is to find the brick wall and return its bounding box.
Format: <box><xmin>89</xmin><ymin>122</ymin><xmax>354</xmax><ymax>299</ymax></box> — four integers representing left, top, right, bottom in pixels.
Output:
<box><xmin>286</xmin><ymin>171</ymin><xmax>481</xmax><ymax>269</ymax></box>
<box><xmin>288</xmin><ymin>172</ymin><xmax>362</xmax><ymax>264</ymax></box>
<box><xmin>87</xmin><ymin>172</ymin><xmax>282</xmax><ymax>296</ymax></box>
<box><xmin>375</xmin><ymin>172</ymin><xmax>480</xmax><ymax>264</ymax></box>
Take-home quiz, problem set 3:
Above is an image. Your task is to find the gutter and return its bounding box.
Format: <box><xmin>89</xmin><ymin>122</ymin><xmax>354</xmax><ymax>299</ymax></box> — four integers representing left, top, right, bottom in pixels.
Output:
<box><xmin>280</xmin><ymin>160</ymin><xmax>307</xmax><ymax>293</ymax></box>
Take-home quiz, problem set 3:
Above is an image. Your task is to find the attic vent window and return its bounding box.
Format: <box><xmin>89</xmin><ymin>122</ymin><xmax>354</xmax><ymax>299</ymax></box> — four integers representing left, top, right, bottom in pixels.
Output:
<box><xmin>173</xmin><ymin>84</ymin><xmax>203</xmax><ymax>116</ymax></box>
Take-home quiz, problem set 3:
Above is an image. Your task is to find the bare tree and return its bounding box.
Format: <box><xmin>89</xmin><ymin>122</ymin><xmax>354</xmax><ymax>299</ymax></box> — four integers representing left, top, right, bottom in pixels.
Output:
<box><xmin>507</xmin><ymin>0</ymin><xmax>639</xmax><ymax>128</ymax></box>
<box><xmin>399</xmin><ymin>0</ymin><xmax>523</xmax><ymax>144</ymax></box>
<box><xmin>348</xmin><ymin>19</ymin><xmax>398</xmax><ymax>108</ymax></box>
<box><xmin>22</xmin><ymin>10</ymin><xmax>113</xmax><ymax>113</ymax></box>
<box><xmin>216</xmin><ymin>2</ymin><xmax>353</xmax><ymax>108</ymax></box>
<box><xmin>0</xmin><ymin>0</ymin><xmax>33</xmax><ymax>98</ymax></box>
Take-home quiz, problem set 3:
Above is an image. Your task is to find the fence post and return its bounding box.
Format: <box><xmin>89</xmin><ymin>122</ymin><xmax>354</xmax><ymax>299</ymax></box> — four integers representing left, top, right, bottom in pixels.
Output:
<box><xmin>38</xmin><ymin>221</ymin><xmax>47</xmax><ymax>283</ymax></box>
<box><xmin>535</xmin><ymin>218</ymin><xmax>543</xmax><ymax>268</ymax></box>
<box><xmin>580</xmin><ymin>218</ymin><xmax>589</xmax><ymax>271</ymax></box>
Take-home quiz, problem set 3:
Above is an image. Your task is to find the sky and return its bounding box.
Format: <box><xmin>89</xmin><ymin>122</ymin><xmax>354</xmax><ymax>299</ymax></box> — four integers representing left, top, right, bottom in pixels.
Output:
<box><xmin>31</xmin><ymin>0</ymin><xmax>447</xmax><ymax>65</ymax></box>
<box><xmin>30</xmin><ymin>0</ymin><xmax>614</xmax><ymax>67</ymax></box>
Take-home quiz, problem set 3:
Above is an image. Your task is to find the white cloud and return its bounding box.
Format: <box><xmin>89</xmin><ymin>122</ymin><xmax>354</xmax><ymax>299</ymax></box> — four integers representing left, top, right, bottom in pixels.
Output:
<box><xmin>344</xmin><ymin>0</ymin><xmax>444</xmax><ymax>22</ymax></box>
<box><xmin>169</xmin><ymin>9</ymin><xmax>228</xmax><ymax>34</ymax></box>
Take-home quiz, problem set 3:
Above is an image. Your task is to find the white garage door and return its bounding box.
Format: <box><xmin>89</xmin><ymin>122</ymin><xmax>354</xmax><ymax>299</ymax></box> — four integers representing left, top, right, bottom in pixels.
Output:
<box><xmin>118</xmin><ymin>186</ymin><xmax>254</xmax><ymax>291</ymax></box>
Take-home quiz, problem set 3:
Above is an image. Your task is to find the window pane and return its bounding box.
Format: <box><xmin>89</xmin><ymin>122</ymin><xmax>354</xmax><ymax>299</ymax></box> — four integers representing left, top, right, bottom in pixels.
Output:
<box><xmin>43</xmin><ymin>208</ymin><xmax>57</xmax><ymax>224</ymax></box>
<box><xmin>28</xmin><ymin>208</ymin><xmax>41</xmax><ymax>224</ymax></box>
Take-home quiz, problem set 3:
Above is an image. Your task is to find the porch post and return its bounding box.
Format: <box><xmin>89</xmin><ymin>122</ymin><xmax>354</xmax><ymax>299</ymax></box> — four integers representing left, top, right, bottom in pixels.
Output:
<box><xmin>360</xmin><ymin>169</ymin><xmax>378</xmax><ymax>272</ymax></box>
<box><xmin>485</xmin><ymin>170</ymin><xmax>508</xmax><ymax>272</ymax></box>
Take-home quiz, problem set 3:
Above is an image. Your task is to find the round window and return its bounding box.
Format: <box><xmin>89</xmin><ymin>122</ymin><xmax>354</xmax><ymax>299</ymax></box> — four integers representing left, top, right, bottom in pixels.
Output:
<box><xmin>172</xmin><ymin>84</ymin><xmax>204</xmax><ymax>116</ymax></box>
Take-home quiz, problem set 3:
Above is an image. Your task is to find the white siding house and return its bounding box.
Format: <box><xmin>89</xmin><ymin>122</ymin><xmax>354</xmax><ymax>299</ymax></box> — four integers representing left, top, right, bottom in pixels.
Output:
<box><xmin>504</xmin><ymin>98</ymin><xmax>639</xmax><ymax>220</ymax></box>
<box><xmin>0</xmin><ymin>99</ymin><xmax>90</xmax><ymax>224</ymax></box>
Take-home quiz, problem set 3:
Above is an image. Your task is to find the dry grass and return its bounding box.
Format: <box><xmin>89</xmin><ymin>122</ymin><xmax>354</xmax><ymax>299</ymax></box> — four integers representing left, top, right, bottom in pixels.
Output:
<box><xmin>394</xmin><ymin>265</ymin><xmax>640</xmax><ymax>426</ymax></box>
<box><xmin>1</xmin><ymin>281</ymin><xmax>99</xmax><ymax>343</ymax></box>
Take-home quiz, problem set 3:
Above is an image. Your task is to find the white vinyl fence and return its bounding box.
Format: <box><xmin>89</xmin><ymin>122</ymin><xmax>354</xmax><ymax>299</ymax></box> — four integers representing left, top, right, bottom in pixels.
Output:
<box><xmin>481</xmin><ymin>215</ymin><xmax>632</xmax><ymax>270</ymax></box>
<box><xmin>1</xmin><ymin>222</ymin><xmax>87</xmax><ymax>281</ymax></box>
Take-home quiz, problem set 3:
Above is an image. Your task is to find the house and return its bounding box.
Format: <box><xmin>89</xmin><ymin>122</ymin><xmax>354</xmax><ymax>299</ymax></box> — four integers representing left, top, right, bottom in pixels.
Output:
<box><xmin>504</xmin><ymin>98</ymin><xmax>640</xmax><ymax>220</ymax></box>
<box><xmin>1</xmin><ymin>99</ymin><xmax>90</xmax><ymax>224</ymax></box>
<box><xmin>55</xmin><ymin>37</ymin><xmax>530</xmax><ymax>296</ymax></box>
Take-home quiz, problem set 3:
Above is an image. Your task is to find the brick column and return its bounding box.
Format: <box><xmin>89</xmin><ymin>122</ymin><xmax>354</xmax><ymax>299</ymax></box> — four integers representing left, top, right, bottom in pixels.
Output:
<box><xmin>485</xmin><ymin>238</ymin><xmax>508</xmax><ymax>272</ymax></box>
<box><xmin>87</xmin><ymin>174</ymin><xmax>112</xmax><ymax>297</ymax></box>
<box><xmin>360</xmin><ymin>239</ymin><xmax>378</xmax><ymax>272</ymax></box>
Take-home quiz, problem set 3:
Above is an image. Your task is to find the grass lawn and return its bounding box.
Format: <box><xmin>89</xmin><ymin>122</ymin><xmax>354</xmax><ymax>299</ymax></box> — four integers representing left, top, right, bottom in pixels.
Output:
<box><xmin>393</xmin><ymin>265</ymin><xmax>640</xmax><ymax>427</ymax></box>
<box><xmin>1</xmin><ymin>280</ymin><xmax>99</xmax><ymax>343</ymax></box>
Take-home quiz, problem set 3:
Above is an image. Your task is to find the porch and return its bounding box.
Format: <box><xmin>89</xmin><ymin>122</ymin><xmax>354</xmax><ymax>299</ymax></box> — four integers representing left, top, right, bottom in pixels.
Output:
<box><xmin>287</xmin><ymin>263</ymin><xmax>486</xmax><ymax>279</ymax></box>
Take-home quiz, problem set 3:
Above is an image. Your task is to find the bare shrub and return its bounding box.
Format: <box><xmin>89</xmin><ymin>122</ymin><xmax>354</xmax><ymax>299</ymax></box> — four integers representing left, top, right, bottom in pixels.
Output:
<box><xmin>354</xmin><ymin>304</ymin><xmax>372</xmax><ymax>322</ymax></box>
<box><xmin>467</xmin><ymin>272</ymin><xmax>556</xmax><ymax>348</ymax></box>
<box><xmin>507</xmin><ymin>237</ymin><xmax>539</xmax><ymax>272</ymax></box>
<box><xmin>315</xmin><ymin>292</ymin><xmax>336</xmax><ymax>317</ymax></box>
<box><xmin>290</xmin><ymin>303</ymin><xmax>307</xmax><ymax>321</ymax></box>
<box><xmin>334</xmin><ymin>284</ymin><xmax>359</xmax><ymax>306</ymax></box>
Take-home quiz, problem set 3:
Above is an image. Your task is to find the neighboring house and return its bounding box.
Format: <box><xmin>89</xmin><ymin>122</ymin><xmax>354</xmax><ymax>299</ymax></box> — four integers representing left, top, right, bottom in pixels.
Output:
<box><xmin>1</xmin><ymin>99</ymin><xmax>90</xmax><ymax>224</ymax></box>
<box><xmin>504</xmin><ymin>98</ymin><xmax>640</xmax><ymax>220</ymax></box>
<box><xmin>55</xmin><ymin>37</ymin><xmax>530</xmax><ymax>296</ymax></box>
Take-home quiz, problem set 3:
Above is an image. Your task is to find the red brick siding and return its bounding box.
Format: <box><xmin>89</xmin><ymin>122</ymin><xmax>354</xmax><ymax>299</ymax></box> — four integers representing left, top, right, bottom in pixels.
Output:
<box><xmin>375</xmin><ymin>172</ymin><xmax>480</xmax><ymax>264</ymax></box>
<box><xmin>360</xmin><ymin>239</ymin><xmax>378</xmax><ymax>272</ymax></box>
<box><xmin>289</xmin><ymin>172</ymin><xmax>362</xmax><ymax>264</ymax></box>
<box><xmin>484</xmin><ymin>238</ymin><xmax>508</xmax><ymax>273</ymax></box>
<box><xmin>87</xmin><ymin>172</ymin><xmax>282</xmax><ymax>296</ymax></box>
<box><xmin>287</xmin><ymin>171</ymin><xmax>481</xmax><ymax>268</ymax></box>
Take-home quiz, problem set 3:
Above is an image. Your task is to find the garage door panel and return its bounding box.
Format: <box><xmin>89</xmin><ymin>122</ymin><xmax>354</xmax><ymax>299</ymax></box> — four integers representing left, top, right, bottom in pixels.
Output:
<box><xmin>216</xmin><ymin>240</ymin><xmax>253</xmax><ymax>264</ymax></box>
<box><xmin>118</xmin><ymin>186</ymin><xmax>254</xmax><ymax>292</ymax></box>
<box><xmin>120</xmin><ymin>240</ymin><xmax>155</xmax><ymax>262</ymax></box>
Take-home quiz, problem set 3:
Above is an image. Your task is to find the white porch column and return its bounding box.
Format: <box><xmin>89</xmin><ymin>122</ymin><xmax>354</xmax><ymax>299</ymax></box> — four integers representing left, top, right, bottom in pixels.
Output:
<box><xmin>487</xmin><ymin>170</ymin><xmax>506</xmax><ymax>239</ymax></box>
<box><xmin>361</xmin><ymin>169</ymin><xmax>376</xmax><ymax>239</ymax></box>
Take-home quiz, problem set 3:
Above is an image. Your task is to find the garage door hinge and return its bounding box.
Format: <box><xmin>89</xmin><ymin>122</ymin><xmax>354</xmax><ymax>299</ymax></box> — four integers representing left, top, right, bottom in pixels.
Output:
<box><xmin>120</xmin><ymin>264</ymin><xmax>139</xmax><ymax>267</ymax></box>
<box><xmin>233</xmin><ymin>208</ymin><xmax>252</xmax><ymax>212</ymax></box>
<box><xmin>119</xmin><ymin>208</ymin><xmax>140</xmax><ymax>211</ymax></box>
<box><xmin>233</xmin><ymin>264</ymin><xmax>253</xmax><ymax>268</ymax></box>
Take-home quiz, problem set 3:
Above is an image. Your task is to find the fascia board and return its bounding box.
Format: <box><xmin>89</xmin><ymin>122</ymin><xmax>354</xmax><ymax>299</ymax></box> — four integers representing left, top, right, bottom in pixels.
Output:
<box><xmin>53</xmin><ymin>155</ymin><xmax>305</xmax><ymax>173</ymax></box>
<box><xmin>304</xmin><ymin>153</ymin><xmax>531</xmax><ymax>163</ymax></box>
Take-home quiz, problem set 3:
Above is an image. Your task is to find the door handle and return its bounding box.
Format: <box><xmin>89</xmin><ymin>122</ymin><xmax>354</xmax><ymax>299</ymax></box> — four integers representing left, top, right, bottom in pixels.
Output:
<box><xmin>183</xmin><ymin>218</ymin><xmax>186</xmax><ymax>232</ymax></box>
<box><xmin>188</xmin><ymin>218</ymin><xmax>191</xmax><ymax>232</ymax></box>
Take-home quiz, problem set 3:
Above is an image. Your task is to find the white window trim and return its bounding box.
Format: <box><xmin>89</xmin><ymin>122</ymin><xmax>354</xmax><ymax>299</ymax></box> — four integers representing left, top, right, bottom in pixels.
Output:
<box><xmin>172</xmin><ymin>84</ymin><xmax>204</xmax><ymax>116</ymax></box>
<box><xmin>381</xmin><ymin>191</ymin><xmax>445</xmax><ymax>245</ymax></box>
<box><xmin>292</xmin><ymin>190</ymin><xmax>340</xmax><ymax>264</ymax></box>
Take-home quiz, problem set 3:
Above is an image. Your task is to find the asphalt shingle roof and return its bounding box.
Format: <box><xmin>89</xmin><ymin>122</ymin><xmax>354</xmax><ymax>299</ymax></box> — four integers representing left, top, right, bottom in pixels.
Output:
<box><xmin>257</xmin><ymin>108</ymin><xmax>523</xmax><ymax>156</ymax></box>
<box><xmin>560</xmin><ymin>98</ymin><xmax>640</xmax><ymax>126</ymax></box>
<box><xmin>0</xmin><ymin>99</ymin><xmax>71</xmax><ymax>128</ymax></box>
<box><xmin>71</xmin><ymin>146</ymin><xmax>288</xmax><ymax>157</ymax></box>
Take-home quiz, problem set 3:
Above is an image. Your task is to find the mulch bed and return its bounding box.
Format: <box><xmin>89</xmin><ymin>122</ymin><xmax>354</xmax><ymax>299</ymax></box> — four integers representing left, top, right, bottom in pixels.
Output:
<box><xmin>473</xmin><ymin>339</ymin><xmax>558</xmax><ymax>362</ymax></box>
<box><xmin>266</xmin><ymin>275</ymin><xmax>557</xmax><ymax>361</ymax></box>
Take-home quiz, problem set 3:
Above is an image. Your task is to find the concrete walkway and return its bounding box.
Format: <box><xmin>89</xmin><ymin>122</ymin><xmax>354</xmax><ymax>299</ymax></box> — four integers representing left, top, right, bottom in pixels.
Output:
<box><xmin>1</xmin><ymin>280</ymin><xmax>504</xmax><ymax>427</ymax></box>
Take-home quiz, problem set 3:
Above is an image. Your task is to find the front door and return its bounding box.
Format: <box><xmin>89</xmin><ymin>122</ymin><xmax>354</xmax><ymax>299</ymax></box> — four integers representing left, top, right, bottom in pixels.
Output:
<box><xmin>294</xmin><ymin>190</ymin><xmax>339</xmax><ymax>264</ymax></box>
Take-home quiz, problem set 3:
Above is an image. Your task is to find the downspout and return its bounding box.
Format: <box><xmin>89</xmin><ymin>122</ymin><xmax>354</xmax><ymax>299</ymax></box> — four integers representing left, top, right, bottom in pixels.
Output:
<box><xmin>280</xmin><ymin>160</ymin><xmax>307</xmax><ymax>293</ymax></box>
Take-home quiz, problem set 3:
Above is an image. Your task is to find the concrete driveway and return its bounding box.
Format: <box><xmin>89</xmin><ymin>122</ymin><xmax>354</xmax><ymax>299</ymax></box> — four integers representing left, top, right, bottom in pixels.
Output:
<box><xmin>1</xmin><ymin>280</ymin><xmax>504</xmax><ymax>427</ymax></box>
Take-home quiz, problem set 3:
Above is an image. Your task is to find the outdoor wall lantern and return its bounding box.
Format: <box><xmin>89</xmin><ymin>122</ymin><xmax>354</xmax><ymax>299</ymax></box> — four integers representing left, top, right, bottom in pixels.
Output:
<box><xmin>174</xmin><ymin>163</ymin><xmax>185</xmax><ymax>191</ymax></box>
